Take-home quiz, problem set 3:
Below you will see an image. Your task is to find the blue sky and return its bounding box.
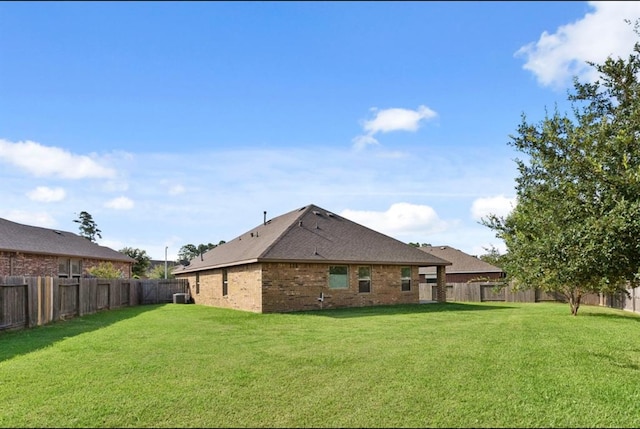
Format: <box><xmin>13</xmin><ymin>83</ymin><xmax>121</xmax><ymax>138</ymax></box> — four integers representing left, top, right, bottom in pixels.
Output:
<box><xmin>2</xmin><ymin>1</ymin><xmax>639</xmax><ymax>261</ymax></box>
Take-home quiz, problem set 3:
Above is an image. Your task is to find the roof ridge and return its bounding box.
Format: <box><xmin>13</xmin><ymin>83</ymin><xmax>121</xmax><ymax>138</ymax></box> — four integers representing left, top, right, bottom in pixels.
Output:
<box><xmin>257</xmin><ymin>204</ymin><xmax>315</xmax><ymax>259</ymax></box>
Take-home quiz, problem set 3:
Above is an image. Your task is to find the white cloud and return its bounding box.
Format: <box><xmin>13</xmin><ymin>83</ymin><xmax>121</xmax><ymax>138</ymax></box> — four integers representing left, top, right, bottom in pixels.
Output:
<box><xmin>0</xmin><ymin>210</ymin><xmax>58</xmax><ymax>228</ymax></box>
<box><xmin>516</xmin><ymin>1</ymin><xmax>640</xmax><ymax>88</ymax></box>
<box><xmin>351</xmin><ymin>134</ymin><xmax>379</xmax><ymax>151</ymax></box>
<box><xmin>168</xmin><ymin>184</ymin><xmax>186</xmax><ymax>195</ymax></box>
<box><xmin>363</xmin><ymin>105</ymin><xmax>437</xmax><ymax>134</ymax></box>
<box><xmin>102</xmin><ymin>180</ymin><xmax>130</xmax><ymax>192</ymax></box>
<box><xmin>26</xmin><ymin>186</ymin><xmax>66</xmax><ymax>202</ymax></box>
<box><xmin>340</xmin><ymin>202</ymin><xmax>450</xmax><ymax>239</ymax></box>
<box><xmin>0</xmin><ymin>139</ymin><xmax>117</xmax><ymax>179</ymax></box>
<box><xmin>471</xmin><ymin>195</ymin><xmax>516</xmax><ymax>221</ymax></box>
<box><xmin>104</xmin><ymin>196</ymin><xmax>134</xmax><ymax>210</ymax></box>
<box><xmin>352</xmin><ymin>105</ymin><xmax>437</xmax><ymax>150</ymax></box>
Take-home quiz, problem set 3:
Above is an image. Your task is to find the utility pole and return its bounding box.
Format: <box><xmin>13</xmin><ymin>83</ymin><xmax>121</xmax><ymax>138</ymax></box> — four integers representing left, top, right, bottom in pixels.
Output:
<box><xmin>164</xmin><ymin>246</ymin><xmax>168</xmax><ymax>280</ymax></box>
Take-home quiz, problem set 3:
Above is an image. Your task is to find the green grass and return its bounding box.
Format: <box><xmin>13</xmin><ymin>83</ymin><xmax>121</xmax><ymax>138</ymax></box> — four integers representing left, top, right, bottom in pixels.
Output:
<box><xmin>1</xmin><ymin>302</ymin><xmax>640</xmax><ymax>428</ymax></box>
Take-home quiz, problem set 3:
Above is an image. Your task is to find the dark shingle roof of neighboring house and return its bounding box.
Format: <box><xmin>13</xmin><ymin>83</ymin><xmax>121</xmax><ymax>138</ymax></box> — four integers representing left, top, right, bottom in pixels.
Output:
<box><xmin>174</xmin><ymin>204</ymin><xmax>451</xmax><ymax>274</ymax></box>
<box><xmin>0</xmin><ymin>217</ymin><xmax>134</xmax><ymax>263</ymax></box>
<box><xmin>418</xmin><ymin>245</ymin><xmax>503</xmax><ymax>275</ymax></box>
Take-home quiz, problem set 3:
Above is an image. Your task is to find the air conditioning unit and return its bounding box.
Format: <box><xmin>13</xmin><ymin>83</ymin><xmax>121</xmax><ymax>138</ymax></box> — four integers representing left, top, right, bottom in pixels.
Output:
<box><xmin>173</xmin><ymin>293</ymin><xmax>188</xmax><ymax>304</ymax></box>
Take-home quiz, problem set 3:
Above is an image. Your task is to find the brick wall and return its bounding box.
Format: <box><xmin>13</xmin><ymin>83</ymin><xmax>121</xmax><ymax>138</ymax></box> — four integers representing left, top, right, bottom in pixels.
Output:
<box><xmin>181</xmin><ymin>264</ymin><xmax>262</xmax><ymax>312</ymax></box>
<box><xmin>0</xmin><ymin>251</ymin><xmax>57</xmax><ymax>276</ymax></box>
<box><xmin>178</xmin><ymin>262</ymin><xmax>421</xmax><ymax>313</ymax></box>
<box><xmin>0</xmin><ymin>251</ymin><xmax>132</xmax><ymax>279</ymax></box>
<box><xmin>262</xmin><ymin>262</ymin><xmax>420</xmax><ymax>313</ymax></box>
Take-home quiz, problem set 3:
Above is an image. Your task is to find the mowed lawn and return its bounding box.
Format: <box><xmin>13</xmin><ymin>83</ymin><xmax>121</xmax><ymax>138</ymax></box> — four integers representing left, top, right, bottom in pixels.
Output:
<box><xmin>1</xmin><ymin>301</ymin><xmax>640</xmax><ymax>428</ymax></box>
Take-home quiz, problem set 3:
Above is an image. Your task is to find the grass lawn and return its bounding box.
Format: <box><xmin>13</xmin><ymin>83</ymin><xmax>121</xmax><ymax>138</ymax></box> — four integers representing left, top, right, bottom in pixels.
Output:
<box><xmin>1</xmin><ymin>301</ymin><xmax>640</xmax><ymax>428</ymax></box>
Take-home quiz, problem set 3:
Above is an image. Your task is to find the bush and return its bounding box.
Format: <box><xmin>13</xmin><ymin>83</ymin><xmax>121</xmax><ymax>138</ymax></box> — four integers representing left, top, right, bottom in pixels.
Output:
<box><xmin>86</xmin><ymin>262</ymin><xmax>124</xmax><ymax>279</ymax></box>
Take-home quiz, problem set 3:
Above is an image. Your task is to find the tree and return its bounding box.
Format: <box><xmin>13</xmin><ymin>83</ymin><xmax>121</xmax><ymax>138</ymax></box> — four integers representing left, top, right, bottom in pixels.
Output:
<box><xmin>483</xmin><ymin>21</ymin><xmax>640</xmax><ymax>315</ymax></box>
<box><xmin>119</xmin><ymin>247</ymin><xmax>151</xmax><ymax>279</ymax></box>
<box><xmin>408</xmin><ymin>242</ymin><xmax>431</xmax><ymax>248</ymax></box>
<box><xmin>478</xmin><ymin>245</ymin><xmax>506</xmax><ymax>269</ymax></box>
<box><xmin>147</xmin><ymin>264</ymin><xmax>175</xmax><ymax>280</ymax></box>
<box><xmin>86</xmin><ymin>262</ymin><xmax>123</xmax><ymax>279</ymax></box>
<box><xmin>74</xmin><ymin>211</ymin><xmax>102</xmax><ymax>242</ymax></box>
<box><xmin>177</xmin><ymin>241</ymin><xmax>226</xmax><ymax>265</ymax></box>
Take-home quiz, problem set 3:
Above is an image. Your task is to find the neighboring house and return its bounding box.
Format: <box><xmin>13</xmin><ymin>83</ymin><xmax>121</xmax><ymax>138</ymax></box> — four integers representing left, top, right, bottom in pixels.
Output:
<box><xmin>0</xmin><ymin>217</ymin><xmax>134</xmax><ymax>278</ymax></box>
<box><xmin>173</xmin><ymin>204</ymin><xmax>451</xmax><ymax>313</ymax></box>
<box><xmin>418</xmin><ymin>245</ymin><xmax>505</xmax><ymax>284</ymax></box>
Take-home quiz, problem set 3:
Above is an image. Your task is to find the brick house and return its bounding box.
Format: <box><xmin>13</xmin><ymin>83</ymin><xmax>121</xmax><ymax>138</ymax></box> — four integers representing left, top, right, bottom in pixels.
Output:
<box><xmin>173</xmin><ymin>204</ymin><xmax>451</xmax><ymax>313</ymax></box>
<box><xmin>418</xmin><ymin>245</ymin><xmax>505</xmax><ymax>284</ymax></box>
<box><xmin>0</xmin><ymin>217</ymin><xmax>134</xmax><ymax>278</ymax></box>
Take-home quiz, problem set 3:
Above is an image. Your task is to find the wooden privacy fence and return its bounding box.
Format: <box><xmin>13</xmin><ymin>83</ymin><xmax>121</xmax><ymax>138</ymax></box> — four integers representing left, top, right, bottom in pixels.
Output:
<box><xmin>421</xmin><ymin>281</ymin><xmax>640</xmax><ymax>314</ymax></box>
<box><xmin>0</xmin><ymin>276</ymin><xmax>189</xmax><ymax>332</ymax></box>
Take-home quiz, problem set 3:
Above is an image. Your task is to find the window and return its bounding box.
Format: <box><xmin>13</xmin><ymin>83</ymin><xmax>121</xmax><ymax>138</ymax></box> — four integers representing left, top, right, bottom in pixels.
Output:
<box><xmin>195</xmin><ymin>272</ymin><xmax>200</xmax><ymax>295</ymax></box>
<box><xmin>401</xmin><ymin>267</ymin><xmax>411</xmax><ymax>291</ymax></box>
<box><xmin>358</xmin><ymin>266</ymin><xmax>371</xmax><ymax>293</ymax></box>
<box><xmin>329</xmin><ymin>265</ymin><xmax>349</xmax><ymax>289</ymax></box>
<box><xmin>70</xmin><ymin>259</ymin><xmax>81</xmax><ymax>278</ymax></box>
<box><xmin>58</xmin><ymin>258</ymin><xmax>70</xmax><ymax>277</ymax></box>
<box><xmin>222</xmin><ymin>269</ymin><xmax>228</xmax><ymax>296</ymax></box>
<box><xmin>58</xmin><ymin>258</ymin><xmax>81</xmax><ymax>278</ymax></box>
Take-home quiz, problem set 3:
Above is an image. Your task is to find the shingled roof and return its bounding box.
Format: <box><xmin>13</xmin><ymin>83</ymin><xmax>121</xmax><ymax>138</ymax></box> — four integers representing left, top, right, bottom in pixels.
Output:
<box><xmin>418</xmin><ymin>245</ymin><xmax>503</xmax><ymax>275</ymax></box>
<box><xmin>174</xmin><ymin>204</ymin><xmax>451</xmax><ymax>274</ymax></box>
<box><xmin>0</xmin><ymin>217</ymin><xmax>134</xmax><ymax>263</ymax></box>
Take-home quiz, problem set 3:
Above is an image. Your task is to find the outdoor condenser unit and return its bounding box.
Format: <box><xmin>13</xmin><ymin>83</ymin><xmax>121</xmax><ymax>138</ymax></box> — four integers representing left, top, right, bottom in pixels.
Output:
<box><xmin>173</xmin><ymin>293</ymin><xmax>188</xmax><ymax>304</ymax></box>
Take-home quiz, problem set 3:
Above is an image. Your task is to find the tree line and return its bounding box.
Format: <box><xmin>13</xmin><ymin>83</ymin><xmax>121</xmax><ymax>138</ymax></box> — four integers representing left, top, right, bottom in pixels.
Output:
<box><xmin>72</xmin><ymin>211</ymin><xmax>224</xmax><ymax>279</ymax></box>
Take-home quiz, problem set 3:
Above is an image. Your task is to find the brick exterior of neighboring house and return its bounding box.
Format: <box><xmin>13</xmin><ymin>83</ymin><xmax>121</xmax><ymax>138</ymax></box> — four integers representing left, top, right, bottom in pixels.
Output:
<box><xmin>0</xmin><ymin>218</ymin><xmax>134</xmax><ymax>278</ymax></box>
<box><xmin>418</xmin><ymin>245</ymin><xmax>505</xmax><ymax>284</ymax></box>
<box><xmin>173</xmin><ymin>204</ymin><xmax>451</xmax><ymax>313</ymax></box>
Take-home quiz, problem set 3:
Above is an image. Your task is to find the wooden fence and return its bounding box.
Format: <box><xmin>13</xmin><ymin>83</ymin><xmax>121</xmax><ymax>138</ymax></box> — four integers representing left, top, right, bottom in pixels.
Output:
<box><xmin>420</xmin><ymin>281</ymin><xmax>640</xmax><ymax>314</ymax></box>
<box><xmin>0</xmin><ymin>276</ymin><xmax>189</xmax><ymax>332</ymax></box>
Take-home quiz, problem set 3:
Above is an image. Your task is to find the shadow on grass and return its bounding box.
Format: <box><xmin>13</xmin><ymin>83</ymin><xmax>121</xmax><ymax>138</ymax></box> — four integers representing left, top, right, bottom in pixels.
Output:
<box><xmin>578</xmin><ymin>308</ymin><xmax>640</xmax><ymax>322</ymax></box>
<box><xmin>592</xmin><ymin>351</ymin><xmax>640</xmax><ymax>370</ymax></box>
<box><xmin>294</xmin><ymin>301</ymin><xmax>516</xmax><ymax>318</ymax></box>
<box><xmin>0</xmin><ymin>304</ymin><xmax>162</xmax><ymax>363</ymax></box>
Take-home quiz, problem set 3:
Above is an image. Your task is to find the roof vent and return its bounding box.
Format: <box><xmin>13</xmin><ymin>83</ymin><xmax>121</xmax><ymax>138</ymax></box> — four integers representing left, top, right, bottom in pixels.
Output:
<box><xmin>326</xmin><ymin>212</ymin><xmax>334</xmax><ymax>217</ymax></box>
<box><xmin>299</xmin><ymin>220</ymin><xmax>303</xmax><ymax>227</ymax></box>
<box><xmin>53</xmin><ymin>230</ymin><xmax>62</xmax><ymax>235</ymax></box>
<box><xmin>313</xmin><ymin>210</ymin><xmax>321</xmax><ymax>216</ymax></box>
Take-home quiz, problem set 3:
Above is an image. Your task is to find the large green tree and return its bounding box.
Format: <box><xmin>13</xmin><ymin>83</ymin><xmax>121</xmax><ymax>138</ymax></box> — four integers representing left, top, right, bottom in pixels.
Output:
<box><xmin>484</xmin><ymin>22</ymin><xmax>640</xmax><ymax>316</ymax></box>
<box><xmin>73</xmin><ymin>211</ymin><xmax>102</xmax><ymax>242</ymax></box>
<box><xmin>177</xmin><ymin>241</ymin><xmax>226</xmax><ymax>265</ymax></box>
<box><xmin>119</xmin><ymin>247</ymin><xmax>151</xmax><ymax>279</ymax></box>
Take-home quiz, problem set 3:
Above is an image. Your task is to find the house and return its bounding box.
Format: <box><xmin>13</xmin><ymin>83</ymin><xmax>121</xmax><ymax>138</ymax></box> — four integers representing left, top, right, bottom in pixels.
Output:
<box><xmin>0</xmin><ymin>217</ymin><xmax>134</xmax><ymax>278</ymax></box>
<box><xmin>172</xmin><ymin>204</ymin><xmax>451</xmax><ymax>313</ymax></box>
<box><xmin>418</xmin><ymin>245</ymin><xmax>505</xmax><ymax>284</ymax></box>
